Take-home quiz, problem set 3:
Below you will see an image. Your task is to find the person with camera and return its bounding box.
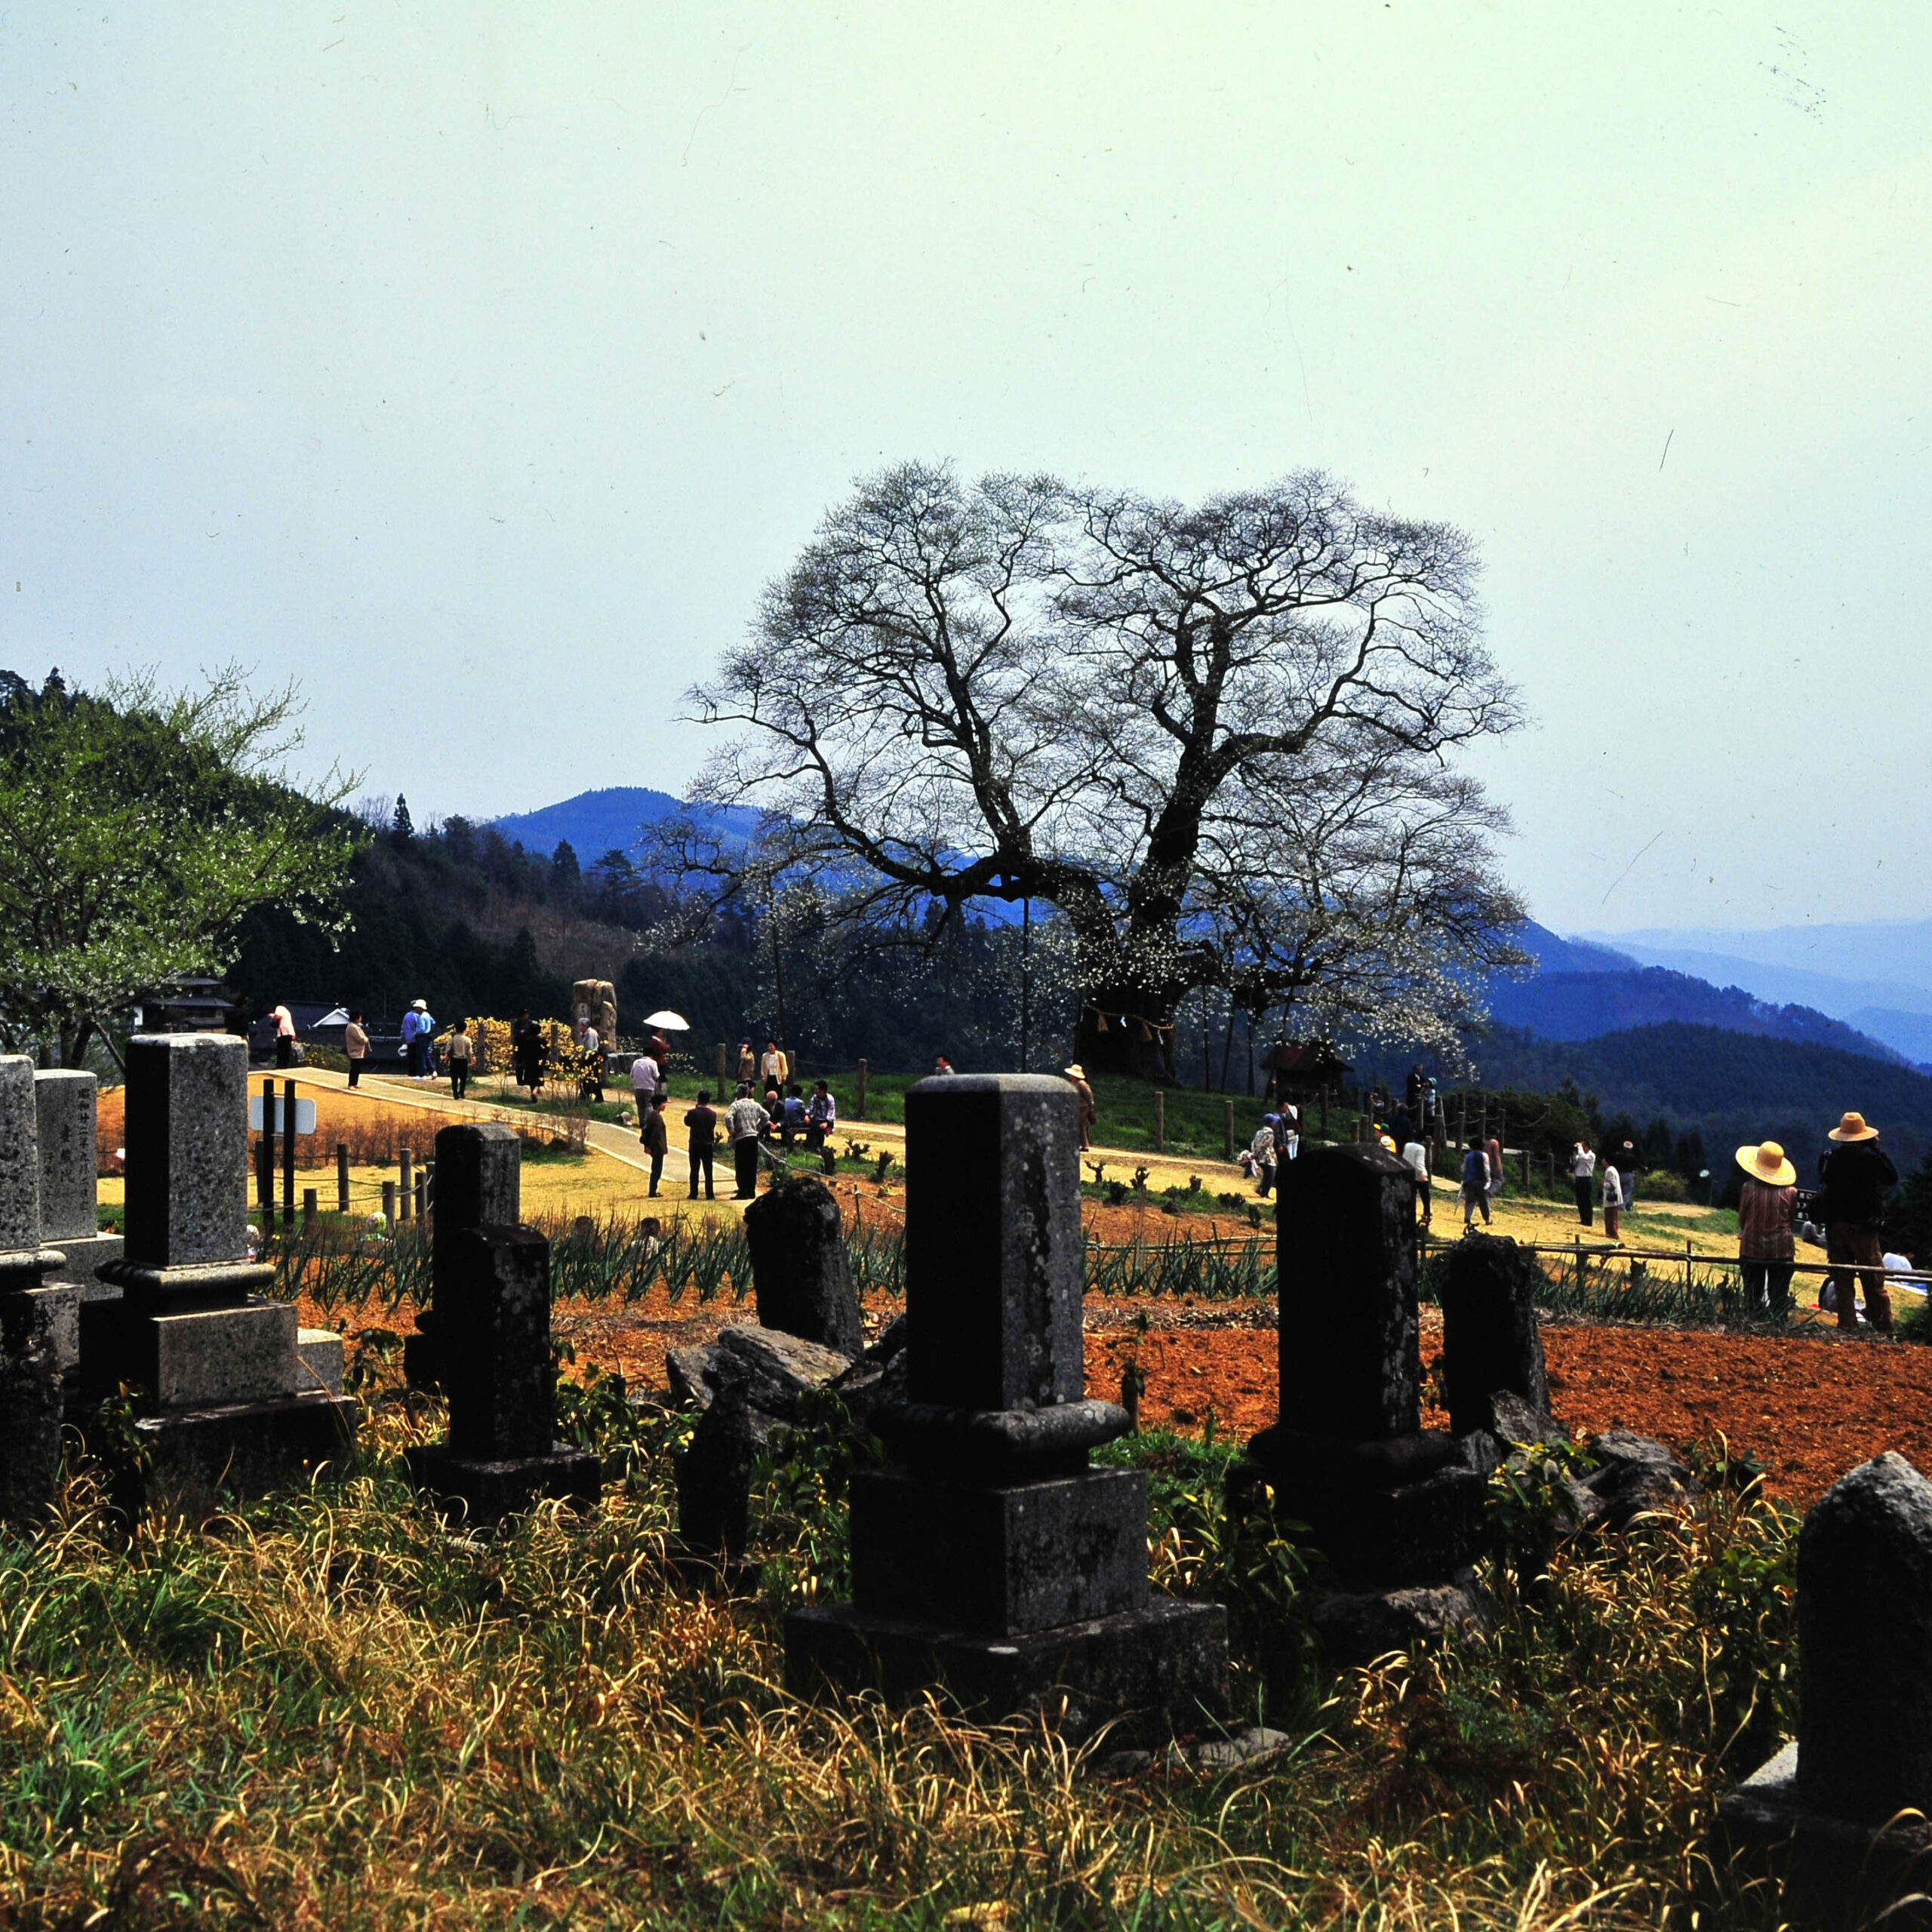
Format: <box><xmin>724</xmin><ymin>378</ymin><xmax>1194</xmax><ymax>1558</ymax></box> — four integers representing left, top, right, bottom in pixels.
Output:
<box><xmin>1817</xmin><ymin>1110</ymin><xmax>1899</xmax><ymax>1331</ymax></box>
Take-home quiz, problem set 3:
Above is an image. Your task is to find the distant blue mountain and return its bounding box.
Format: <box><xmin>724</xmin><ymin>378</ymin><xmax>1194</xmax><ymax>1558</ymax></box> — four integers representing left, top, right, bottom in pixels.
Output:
<box><xmin>1509</xmin><ymin>921</ymin><xmax>1638</xmax><ymax>977</ymax></box>
<box><xmin>1483</xmin><ymin>921</ymin><xmax>1915</xmax><ymax>1072</ymax></box>
<box><xmin>488</xmin><ymin>787</ymin><xmax>758</xmax><ymax>861</ymax></box>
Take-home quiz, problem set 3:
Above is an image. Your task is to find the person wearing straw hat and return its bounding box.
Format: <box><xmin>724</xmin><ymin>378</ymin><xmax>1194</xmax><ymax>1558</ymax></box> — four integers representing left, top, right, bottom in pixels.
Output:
<box><xmin>1063</xmin><ymin>1063</ymin><xmax>1096</xmax><ymax>1149</ymax></box>
<box><xmin>1736</xmin><ymin>1140</ymin><xmax>1798</xmax><ymax>1312</ymax></box>
<box><xmin>1817</xmin><ymin>1111</ymin><xmax>1899</xmax><ymax>1332</ymax></box>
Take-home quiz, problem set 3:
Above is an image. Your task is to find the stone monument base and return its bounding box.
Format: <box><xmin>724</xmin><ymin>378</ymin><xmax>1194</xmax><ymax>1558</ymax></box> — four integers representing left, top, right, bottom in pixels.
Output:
<box><xmin>405</xmin><ymin>1441</ymin><xmax>602</xmax><ymax>1524</ymax></box>
<box><xmin>785</xmin><ymin>1595</ymin><xmax>1229</xmax><ymax>1743</ymax></box>
<box><xmin>1721</xmin><ymin>1741</ymin><xmax>1932</xmax><ymax>1927</ymax></box>
<box><xmin>119</xmin><ymin>1391</ymin><xmax>360</xmax><ymax>1515</ymax></box>
<box><xmin>1237</xmin><ymin>1431</ymin><xmax>1491</xmax><ymax>1584</ymax></box>
<box><xmin>45</xmin><ymin>1233</ymin><xmax>125</xmax><ymax>1294</ymax></box>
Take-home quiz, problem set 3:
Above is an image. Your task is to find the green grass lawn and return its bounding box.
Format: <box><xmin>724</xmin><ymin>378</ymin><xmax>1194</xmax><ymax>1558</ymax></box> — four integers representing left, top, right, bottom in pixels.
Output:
<box><xmin>806</xmin><ymin>1068</ymin><xmax>1291</xmax><ymax>1157</ymax></box>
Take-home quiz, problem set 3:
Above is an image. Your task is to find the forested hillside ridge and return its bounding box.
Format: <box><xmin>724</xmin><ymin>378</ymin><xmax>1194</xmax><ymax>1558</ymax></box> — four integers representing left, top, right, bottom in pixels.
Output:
<box><xmin>1486</xmin><ymin>964</ymin><xmax>1912</xmax><ymax>1066</ymax></box>
<box><xmin>1456</xmin><ymin>1021</ymin><xmax>1932</xmax><ymax>1180</ymax></box>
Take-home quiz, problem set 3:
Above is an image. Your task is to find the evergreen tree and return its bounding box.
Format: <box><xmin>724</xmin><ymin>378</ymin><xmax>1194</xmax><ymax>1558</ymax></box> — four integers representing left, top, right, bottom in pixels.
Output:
<box><xmin>392</xmin><ymin>794</ymin><xmax>414</xmax><ymax>847</ymax></box>
<box><xmin>552</xmin><ymin>840</ymin><xmax>580</xmax><ymax>898</ymax></box>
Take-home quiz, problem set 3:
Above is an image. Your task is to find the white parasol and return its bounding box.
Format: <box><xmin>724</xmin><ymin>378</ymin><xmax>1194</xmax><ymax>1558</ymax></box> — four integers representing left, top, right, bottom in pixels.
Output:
<box><xmin>642</xmin><ymin>1009</ymin><xmax>690</xmax><ymax>1030</ymax></box>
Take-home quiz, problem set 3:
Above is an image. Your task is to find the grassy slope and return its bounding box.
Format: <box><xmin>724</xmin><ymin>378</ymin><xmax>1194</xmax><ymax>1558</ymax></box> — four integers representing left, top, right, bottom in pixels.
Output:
<box><xmin>0</xmin><ymin>1409</ymin><xmax>1800</xmax><ymax>1929</ymax></box>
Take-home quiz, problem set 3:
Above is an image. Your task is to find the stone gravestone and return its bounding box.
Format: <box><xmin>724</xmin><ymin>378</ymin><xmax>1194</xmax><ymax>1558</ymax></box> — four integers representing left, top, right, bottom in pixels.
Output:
<box><xmin>34</xmin><ymin>1070</ymin><xmax>124</xmax><ymax>1294</ymax></box>
<box><xmin>1723</xmin><ymin>1452</ymin><xmax>1932</xmax><ymax>1921</ymax></box>
<box><xmin>1436</xmin><ymin>1233</ymin><xmax>1549</xmax><ymax>1437</ymax></box>
<box><xmin>404</xmin><ymin>1123</ymin><xmax>600</xmax><ymax>1521</ymax></box>
<box><xmin>786</xmin><ymin>1073</ymin><xmax>1227</xmax><ymax>1740</ymax></box>
<box><xmin>404</xmin><ymin>1121</ymin><xmax>521</xmax><ymax>1390</ymax></box>
<box><xmin>743</xmin><ymin>1172</ymin><xmax>864</xmax><ymax>1357</ymax></box>
<box><xmin>1241</xmin><ymin>1142</ymin><xmax>1492</xmax><ymax>1657</ymax></box>
<box><xmin>0</xmin><ymin>1056</ymin><xmax>72</xmax><ymax>1523</ymax></box>
<box><xmin>78</xmin><ymin>1035</ymin><xmax>355</xmax><ymax>1507</ymax></box>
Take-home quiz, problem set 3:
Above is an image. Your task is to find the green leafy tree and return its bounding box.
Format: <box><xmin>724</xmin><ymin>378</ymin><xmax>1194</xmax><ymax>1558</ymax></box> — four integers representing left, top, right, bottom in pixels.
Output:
<box><xmin>0</xmin><ymin>666</ymin><xmax>363</xmax><ymax>1067</ymax></box>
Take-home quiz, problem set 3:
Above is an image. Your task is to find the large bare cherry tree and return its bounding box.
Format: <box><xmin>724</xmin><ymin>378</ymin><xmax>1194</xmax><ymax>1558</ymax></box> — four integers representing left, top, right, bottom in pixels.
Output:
<box><xmin>671</xmin><ymin>461</ymin><xmax>1527</xmax><ymax>1078</ymax></box>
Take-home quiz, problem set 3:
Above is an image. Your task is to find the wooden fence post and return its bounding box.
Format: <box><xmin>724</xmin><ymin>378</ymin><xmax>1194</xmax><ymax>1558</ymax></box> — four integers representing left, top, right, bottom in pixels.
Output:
<box><xmin>1153</xmin><ymin>1091</ymin><xmax>1165</xmax><ymax>1154</ymax></box>
<box><xmin>302</xmin><ymin>1188</ymin><xmax>317</xmax><ymax>1231</ymax></box>
<box><xmin>715</xmin><ymin>1041</ymin><xmax>728</xmax><ymax>1095</ymax></box>
<box><xmin>857</xmin><ymin>1058</ymin><xmax>869</xmax><ymax>1121</ymax></box>
<box><xmin>281</xmin><ymin>1078</ymin><xmax>297</xmax><ymax>1227</ymax></box>
<box><xmin>336</xmin><ymin>1142</ymin><xmax>349</xmax><ymax>1214</ymax></box>
<box><xmin>398</xmin><ymin>1146</ymin><xmax>413</xmax><ymax>1220</ymax></box>
<box><xmin>381</xmin><ymin>1180</ymin><xmax>396</xmax><ymax>1225</ymax></box>
<box><xmin>1223</xmin><ymin>1098</ymin><xmax>1235</xmax><ymax>1159</ymax></box>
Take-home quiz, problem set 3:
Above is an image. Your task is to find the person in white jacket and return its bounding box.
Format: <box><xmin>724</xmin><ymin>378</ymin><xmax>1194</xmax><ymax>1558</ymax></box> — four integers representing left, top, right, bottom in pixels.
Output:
<box><xmin>1570</xmin><ymin>1142</ymin><xmax>1597</xmax><ymax>1227</ymax></box>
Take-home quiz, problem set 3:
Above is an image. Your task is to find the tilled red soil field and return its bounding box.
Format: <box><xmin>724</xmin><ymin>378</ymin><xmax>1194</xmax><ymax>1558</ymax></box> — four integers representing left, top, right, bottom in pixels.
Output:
<box><xmin>1086</xmin><ymin>1315</ymin><xmax>1932</xmax><ymax>1506</ymax></box>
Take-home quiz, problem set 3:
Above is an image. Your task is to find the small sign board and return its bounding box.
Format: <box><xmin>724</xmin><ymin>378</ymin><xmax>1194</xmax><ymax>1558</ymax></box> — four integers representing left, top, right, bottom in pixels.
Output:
<box><xmin>249</xmin><ymin>1094</ymin><xmax>317</xmax><ymax>1136</ymax></box>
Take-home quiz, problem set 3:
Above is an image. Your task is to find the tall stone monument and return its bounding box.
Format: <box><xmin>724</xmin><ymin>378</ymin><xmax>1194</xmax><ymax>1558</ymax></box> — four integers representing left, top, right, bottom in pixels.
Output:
<box><xmin>404</xmin><ymin>1120</ymin><xmax>521</xmax><ymax>1390</ymax></box>
<box><xmin>34</xmin><ymin>1070</ymin><xmax>123</xmax><ymax>1290</ymax></box>
<box><xmin>0</xmin><ymin>1057</ymin><xmax>71</xmax><ymax>1522</ymax></box>
<box><xmin>78</xmin><ymin>1035</ymin><xmax>355</xmax><ymax>1504</ymax></box>
<box><xmin>404</xmin><ymin>1122</ymin><xmax>601</xmax><ymax>1522</ymax></box>
<box><xmin>1723</xmin><ymin>1452</ymin><xmax>1932</xmax><ymax>1921</ymax></box>
<box><xmin>786</xmin><ymin>1074</ymin><xmax>1227</xmax><ymax>1739</ymax></box>
<box><xmin>1240</xmin><ymin>1142</ymin><xmax>1491</xmax><ymax>1654</ymax></box>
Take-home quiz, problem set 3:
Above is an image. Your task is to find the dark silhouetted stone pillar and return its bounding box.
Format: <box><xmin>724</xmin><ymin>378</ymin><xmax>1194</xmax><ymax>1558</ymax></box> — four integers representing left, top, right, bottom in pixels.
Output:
<box><xmin>405</xmin><ymin>1122</ymin><xmax>521</xmax><ymax>1390</ymax></box>
<box><xmin>1722</xmin><ymin>1453</ymin><xmax>1932</xmax><ymax>1919</ymax></box>
<box><xmin>786</xmin><ymin>1074</ymin><xmax>1226</xmax><ymax>1741</ymax></box>
<box><xmin>1242</xmin><ymin>1143</ymin><xmax>1490</xmax><ymax>1651</ymax></box>
<box><xmin>405</xmin><ymin>1220</ymin><xmax>600</xmax><ymax>1523</ymax></box>
<box><xmin>1437</xmin><ymin>1233</ymin><xmax>1549</xmax><ymax>1436</ymax></box>
<box><xmin>34</xmin><ymin>1070</ymin><xmax>123</xmax><ymax>1297</ymax></box>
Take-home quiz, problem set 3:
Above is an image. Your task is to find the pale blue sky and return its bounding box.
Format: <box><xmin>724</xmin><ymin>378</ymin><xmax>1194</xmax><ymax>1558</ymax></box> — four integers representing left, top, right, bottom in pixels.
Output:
<box><xmin>2</xmin><ymin>3</ymin><xmax>1925</xmax><ymax>932</ymax></box>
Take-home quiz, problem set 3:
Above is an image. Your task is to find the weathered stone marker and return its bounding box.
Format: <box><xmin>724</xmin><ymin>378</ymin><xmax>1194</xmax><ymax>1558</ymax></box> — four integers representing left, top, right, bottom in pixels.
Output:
<box><xmin>1723</xmin><ymin>1452</ymin><xmax>1932</xmax><ymax>1921</ymax></box>
<box><xmin>0</xmin><ymin>1057</ymin><xmax>70</xmax><ymax>1523</ymax></box>
<box><xmin>405</xmin><ymin>1124</ymin><xmax>599</xmax><ymax>1522</ymax></box>
<box><xmin>1436</xmin><ymin>1232</ymin><xmax>1549</xmax><ymax>1436</ymax></box>
<box><xmin>743</xmin><ymin>1172</ymin><xmax>864</xmax><ymax>1357</ymax></box>
<box><xmin>33</xmin><ymin>1070</ymin><xmax>123</xmax><ymax>1297</ymax></box>
<box><xmin>1240</xmin><ymin>1141</ymin><xmax>1491</xmax><ymax>1657</ymax></box>
<box><xmin>78</xmin><ymin>1035</ymin><xmax>355</xmax><ymax>1506</ymax></box>
<box><xmin>786</xmin><ymin>1073</ymin><xmax>1226</xmax><ymax>1739</ymax></box>
<box><xmin>405</xmin><ymin>1121</ymin><xmax>520</xmax><ymax>1389</ymax></box>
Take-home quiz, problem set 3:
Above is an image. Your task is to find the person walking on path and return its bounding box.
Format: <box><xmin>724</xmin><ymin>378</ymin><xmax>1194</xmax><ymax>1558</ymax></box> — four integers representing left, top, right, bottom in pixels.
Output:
<box><xmin>1601</xmin><ymin>1152</ymin><xmax>1624</xmax><ymax>1244</ymax></box>
<box><xmin>1818</xmin><ymin>1110</ymin><xmax>1900</xmax><ymax>1332</ymax></box>
<box><xmin>344</xmin><ymin>1011</ymin><xmax>369</xmax><ymax>1089</ymax></box>
<box><xmin>1570</xmin><ymin>1142</ymin><xmax>1596</xmax><ymax>1226</ymax></box>
<box><xmin>1401</xmin><ymin>1134</ymin><xmax>1432</xmax><ymax>1227</ymax></box>
<box><xmin>1736</xmin><ymin>1140</ymin><xmax>1798</xmax><ymax>1312</ymax></box>
<box><xmin>446</xmin><ymin>1019</ymin><xmax>475</xmax><ymax>1101</ymax></box>
<box><xmin>406</xmin><ymin>1000</ymin><xmax>436</xmax><ymax>1078</ymax></box>
<box><xmin>273</xmin><ymin>1004</ymin><xmax>297</xmax><ymax>1070</ymax></box>
<box><xmin>1063</xmin><ymin>1063</ymin><xmax>1097</xmax><ymax>1149</ymax></box>
<box><xmin>727</xmin><ymin>1083</ymin><xmax>771</xmax><ymax>1200</ymax></box>
<box><xmin>512</xmin><ymin>1008</ymin><xmax>542</xmax><ymax>1094</ymax></box>
<box><xmin>630</xmin><ymin>1046</ymin><xmax>662</xmax><ymax>1140</ymax></box>
<box><xmin>1460</xmin><ymin>1140</ymin><xmax>1492</xmax><ymax>1226</ymax></box>
<box><xmin>641</xmin><ymin>1091</ymin><xmax>669</xmax><ymax>1197</ymax></box>
<box><xmin>684</xmin><ymin>1089</ymin><xmax>719</xmax><ymax>1201</ymax></box>
<box><xmin>1485</xmin><ymin>1133</ymin><xmax>1504</xmax><ymax>1204</ymax></box>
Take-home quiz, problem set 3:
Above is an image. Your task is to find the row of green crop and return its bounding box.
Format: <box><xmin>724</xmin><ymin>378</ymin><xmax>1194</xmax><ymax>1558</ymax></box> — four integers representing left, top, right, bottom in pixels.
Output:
<box><xmin>277</xmin><ymin>1210</ymin><xmax>1826</xmax><ymax>1334</ymax></box>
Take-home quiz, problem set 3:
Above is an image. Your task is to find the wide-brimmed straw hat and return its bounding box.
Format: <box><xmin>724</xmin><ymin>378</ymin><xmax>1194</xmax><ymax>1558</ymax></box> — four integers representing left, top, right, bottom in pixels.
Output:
<box><xmin>1828</xmin><ymin>1111</ymin><xmax>1881</xmax><ymax>1143</ymax></box>
<box><xmin>1063</xmin><ymin>1064</ymin><xmax>1087</xmax><ymax>1081</ymax></box>
<box><xmin>1736</xmin><ymin>1140</ymin><xmax>1797</xmax><ymax>1187</ymax></box>
<box><xmin>411</xmin><ymin>998</ymin><xmax>427</xmax><ymax>1011</ymax></box>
